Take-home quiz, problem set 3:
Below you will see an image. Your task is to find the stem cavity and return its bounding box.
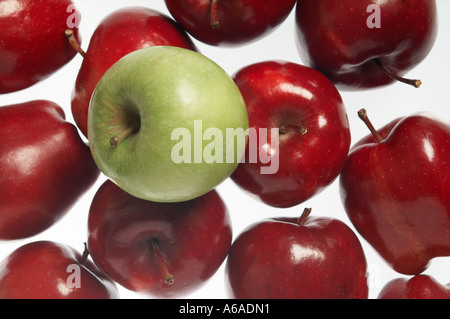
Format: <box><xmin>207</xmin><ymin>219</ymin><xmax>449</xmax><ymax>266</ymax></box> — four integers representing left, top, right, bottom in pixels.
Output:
<box><xmin>373</xmin><ymin>58</ymin><xmax>422</xmax><ymax>88</ymax></box>
<box><xmin>279</xmin><ymin>125</ymin><xmax>308</xmax><ymax>135</ymax></box>
<box><xmin>210</xmin><ymin>0</ymin><xmax>220</xmax><ymax>29</ymax></box>
<box><xmin>150</xmin><ymin>239</ymin><xmax>174</xmax><ymax>286</ymax></box>
<box><xmin>110</xmin><ymin>121</ymin><xmax>140</xmax><ymax>146</ymax></box>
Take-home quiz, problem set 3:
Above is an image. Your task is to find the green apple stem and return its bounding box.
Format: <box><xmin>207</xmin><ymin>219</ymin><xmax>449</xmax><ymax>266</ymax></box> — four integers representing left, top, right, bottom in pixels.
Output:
<box><xmin>210</xmin><ymin>0</ymin><xmax>220</xmax><ymax>29</ymax></box>
<box><xmin>79</xmin><ymin>242</ymin><xmax>90</xmax><ymax>265</ymax></box>
<box><xmin>296</xmin><ymin>207</ymin><xmax>312</xmax><ymax>226</ymax></box>
<box><xmin>373</xmin><ymin>58</ymin><xmax>421</xmax><ymax>88</ymax></box>
<box><xmin>110</xmin><ymin>122</ymin><xmax>140</xmax><ymax>146</ymax></box>
<box><xmin>150</xmin><ymin>239</ymin><xmax>175</xmax><ymax>286</ymax></box>
<box><xmin>279</xmin><ymin>125</ymin><xmax>308</xmax><ymax>135</ymax></box>
<box><xmin>65</xmin><ymin>29</ymin><xmax>86</xmax><ymax>57</ymax></box>
<box><xmin>358</xmin><ymin>109</ymin><xmax>383</xmax><ymax>143</ymax></box>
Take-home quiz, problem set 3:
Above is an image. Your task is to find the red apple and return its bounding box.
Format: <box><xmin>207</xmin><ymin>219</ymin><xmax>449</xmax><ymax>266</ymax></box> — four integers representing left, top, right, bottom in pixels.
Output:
<box><xmin>69</xmin><ymin>6</ymin><xmax>197</xmax><ymax>137</ymax></box>
<box><xmin>87</xmin><ymin>180</ymin><xmax>232</xmax><ymax>298</ymax></box>
<box><xmin>165</xmin><ymin>0</ymin><xmax>297</xmax><ymax>47</ymax></box>
<box><xmin>0</xmin><ymin>0</ymin><xmax>81</xmax><ymax>94</ymax></box>
<box><xmin>378</xmin><ymin>275</ymin><xmax>450</xmax><ymax>299</ymax></box>
<box><xmin>340</xmin><ymin>109</ymin><xmax>450</xmax><ymax>275</ymax></box>
<box><xmin>0</xmin><ymin>241</ymin><xmax>118</xmax><ymax>299</ymax></box>
<box><xmin>231</xmin><ymin>60</ymin><xmax>351</xmax><ymax>208</ymax></box>
<box><xmin>295</xmin><ymin>0</ymin><xmax>438</xmax><ymax>90</ymax></box>
<box><xmin>0</xmin><ymin>100</ymin><xmax>99</xmax><ymax>240</ymax></box>
<box><xmin>226</xmin><ymin>208</ymin><xmax>369</xmax><ymax>299</ymax></box>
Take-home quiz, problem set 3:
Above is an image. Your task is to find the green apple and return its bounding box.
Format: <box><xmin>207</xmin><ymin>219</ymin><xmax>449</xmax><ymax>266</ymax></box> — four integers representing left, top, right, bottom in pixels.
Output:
<box><xmin>88</xmin><ymin>46</ymin><xmax>249</xmax><ymax>202</ymax></box>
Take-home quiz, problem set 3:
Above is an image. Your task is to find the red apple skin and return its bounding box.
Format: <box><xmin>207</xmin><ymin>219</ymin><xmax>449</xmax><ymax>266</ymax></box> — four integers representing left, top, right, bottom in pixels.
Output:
<box><xmin>0</xmin><ymin>241</ymin><xmax>118</xmax><ymax>299</ymax></box>
<box><xmin>340</xmin><ymin>114</ymin><xmax>450</xmax><ymax>275</ymax></box>
<box><xmin>0</xmin><ymin>100</ymin><xmax>100</xmax><ymax>240</ymax></box>
<box><xmin>295</xmin><ymin>0</ymin><xmax>438</xmax><ymax>90</ymax></box>
<box><xmin>231</xmin><ymin>61</ymin><xmax>351</xmax><ymax>208</ymax></box>
<box><xmin>226</xmin><ymin>212</ymin><xmax>369</xmax><ymax>299</ymax></box>
<box><xmin>378</xmin><ymin>275</ymin><xmax>450</xmax><ymax>299</ymax></box>
<box><xmin>165</xmin><ymin>0</ymin><xmax>297</xmax><ymax>47</ymax></box>
<box><xmin>71</xmin><ymin>7</ymin><xmax>197</xmax><ymax>137</ymax></box>
<box><xmin>0</xmin><ymin>0</ymin><xmax>81</xmax><ymax>94</ymax></box>
<box><xmin>87</xmin><ymin>180</ymin><xmax>232</xmax><ymax>298</ymax></box>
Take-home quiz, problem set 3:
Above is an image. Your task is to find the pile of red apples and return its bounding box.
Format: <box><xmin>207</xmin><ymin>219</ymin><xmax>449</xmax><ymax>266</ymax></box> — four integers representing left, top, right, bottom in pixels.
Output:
<box><xmin>0</xmin><ymin>0</ymin><xmax>449</xmax><ymax>300</ymax></box>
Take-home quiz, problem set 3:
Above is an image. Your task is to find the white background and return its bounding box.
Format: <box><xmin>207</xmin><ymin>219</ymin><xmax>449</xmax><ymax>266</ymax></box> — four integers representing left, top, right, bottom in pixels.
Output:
<box><xmin>1</xmin><ymin>0</ymin><xmax>449</xmax><ymax>299</ymax></box>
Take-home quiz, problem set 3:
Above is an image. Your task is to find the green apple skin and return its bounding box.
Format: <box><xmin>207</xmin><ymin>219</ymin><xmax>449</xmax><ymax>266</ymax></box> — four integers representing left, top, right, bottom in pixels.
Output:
<box><xmin>88</xmin><ymin>46</ymin><xmax>248</xmax><ymax>202</ymax></box>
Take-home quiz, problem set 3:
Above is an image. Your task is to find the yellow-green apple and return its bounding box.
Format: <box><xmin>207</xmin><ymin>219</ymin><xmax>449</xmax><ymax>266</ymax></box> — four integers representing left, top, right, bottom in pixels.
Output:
<box><xmin>88</xmin><ymin>46</ymin><xmax>248</xmax><ymax>203</ymax></box>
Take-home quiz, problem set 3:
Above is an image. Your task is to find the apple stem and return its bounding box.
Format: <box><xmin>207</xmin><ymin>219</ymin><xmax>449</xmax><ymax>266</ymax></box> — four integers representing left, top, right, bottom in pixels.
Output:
<box><xmin>110</xmin><ymin>122</ymin><xmax>140</xmax><ymax>146</ymax></box>
<box><xmin>79</xmin><ymin>242</ymin><xmax>90</xmax><ymax>265</ymax></box>
<box><xmin>373</xmin><ymin>58</ymin><xmax>422</xmax><ymax>88</ymax></box>
<box><xmin>210</xmin><ymin>0</ymin><xmax>220</xmax><ymax>29</ymax></box>
<box><xmin>358</xmin><ymin>109</ymin><xmax>383</xmax><ymax>143</ymax></box>
<box><xmin>279</xmin><ymin>125</ymin><xmax>308</xmax><ymax>135</ymax></box>
<box><xmin>65</xmin><ymin>29</ymin><xmax>86</xmax><ymax>57</ymax></box>
<box><xmin>150</xmin><ymin>239</ymin><xmax>175</xmax><ymax>286</ymax></box>
<box><xmin>296</xmin><ymin>207</ymin><xmax>312</xmax><ymax>226</ymax></box>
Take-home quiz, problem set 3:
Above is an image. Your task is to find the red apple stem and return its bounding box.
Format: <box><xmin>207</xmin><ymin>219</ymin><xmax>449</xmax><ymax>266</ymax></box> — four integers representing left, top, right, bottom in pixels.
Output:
<box><xmin>358</xmin><ymin>109</ymin><xmax>383</xmax><ymax>143</ymax></box>
<box><xmin>65</xmin><ymin>29</ymin><xmax>86</xmax><ymax>57</ymax></box>
<box><xmin>150</xmin><ymin>239</ymin><xmax>175</xmax><ymax>286</ymax></box>
<box><xmin>296</xmin><ymin>207</ymin><xmax>312</xmax><ymax>226</ymax></box>
<box><xmin>210</xmin><ymin>0</ymin><xmax>220</xmax><ymax>29</ymax></box>
<box><xmin>373</xmin><ymin>58</ymin><xmax>422</xmax><ymax>88</ymax></box>
<box><xmin>279</xmin><ymin>125</ymin><xmax>308</xmax><ymax>135</ymax></box>
<box><xmin>110</xmin><ymin>122</ymin><xmax>140</xmax><ymax>146</ymax></box>
<box><xmin>79</xmin><ymin>242</ymin><xmax>90</xmax><ymax>265</ymax></box>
